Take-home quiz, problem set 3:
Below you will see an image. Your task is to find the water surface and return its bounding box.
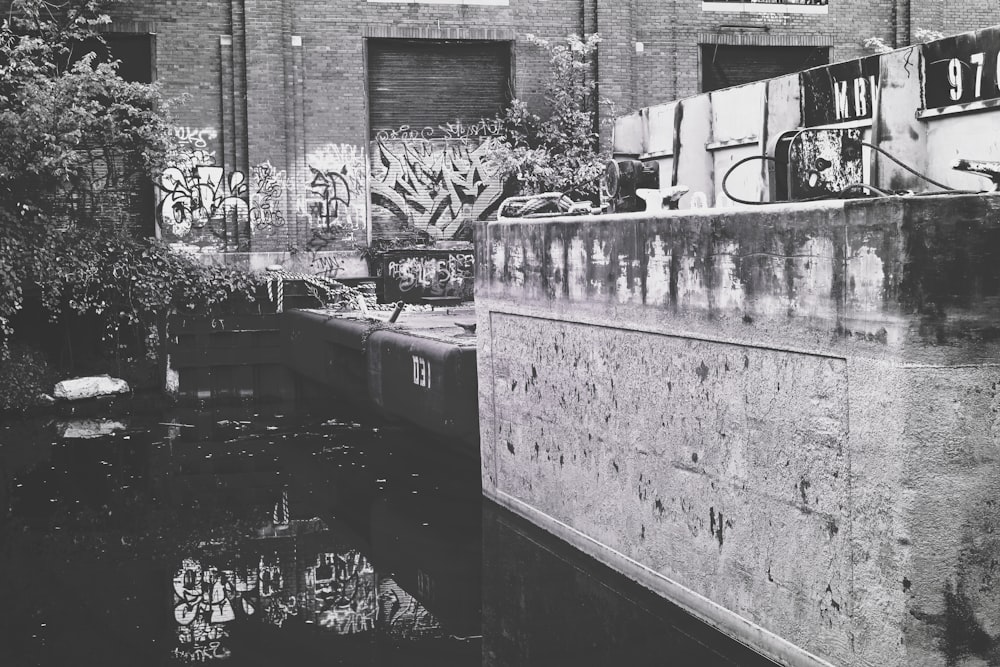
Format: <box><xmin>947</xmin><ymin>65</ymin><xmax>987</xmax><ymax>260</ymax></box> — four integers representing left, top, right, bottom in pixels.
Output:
<box><xmin>1</xmin><ymin>402</ymin><xmax>775</xmax><ymax>666</ymax></box>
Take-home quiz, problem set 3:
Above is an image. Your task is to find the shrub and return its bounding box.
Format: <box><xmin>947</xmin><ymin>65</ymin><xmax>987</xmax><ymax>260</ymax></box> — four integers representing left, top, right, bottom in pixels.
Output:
<box><xmin>488</xmin><ymin>33</ymin><xmax>608</xmax><ymax>201</ymax></box>
<box><xmin>0</xmin><ymin>343</ymin><xmax>56</xmax><ymax>413</ymax></box>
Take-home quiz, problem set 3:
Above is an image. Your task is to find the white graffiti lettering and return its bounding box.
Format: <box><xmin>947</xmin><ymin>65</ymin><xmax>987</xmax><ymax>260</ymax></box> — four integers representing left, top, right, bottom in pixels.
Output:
<box><xmin>386</xmin><ymin>253</ymin><xmax>474</xmax><ymax>296</ymax></box>
<box><xmin>173</xmin><ymin>126</ymin><xmax>219</xmax><ymax>149</ymax></box>
<box><xmin>375</xmin><ymin>119</ymin><xmax>502</xmax><ymax>141</ymax></box>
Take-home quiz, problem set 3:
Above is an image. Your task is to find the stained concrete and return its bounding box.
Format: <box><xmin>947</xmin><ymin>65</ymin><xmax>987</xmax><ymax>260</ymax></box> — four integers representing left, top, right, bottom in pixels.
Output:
<box><xmin>476</xmin><ymin>194</ymin><xmax>1000</xmax><ymax>667</ymax></box>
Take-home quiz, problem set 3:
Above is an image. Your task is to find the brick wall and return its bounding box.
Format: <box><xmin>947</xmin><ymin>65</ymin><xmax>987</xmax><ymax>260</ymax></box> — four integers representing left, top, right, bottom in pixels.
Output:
<box><xmin>10</xmin><ymin>0</ymin><xmax>997</xmax><ymax>256</ymax></box>
<box><xmin>102</xmin><ymin>0</ymin><xmax>593</xmax><ymax>253</ymax></box>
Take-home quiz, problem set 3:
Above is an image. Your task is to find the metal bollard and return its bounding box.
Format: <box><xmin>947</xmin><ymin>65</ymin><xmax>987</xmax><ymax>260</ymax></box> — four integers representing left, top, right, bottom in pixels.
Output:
<box><xmin>387</xmin><ymin>300</ymin><xmax>405</xmax><ymax>324</ymax></box>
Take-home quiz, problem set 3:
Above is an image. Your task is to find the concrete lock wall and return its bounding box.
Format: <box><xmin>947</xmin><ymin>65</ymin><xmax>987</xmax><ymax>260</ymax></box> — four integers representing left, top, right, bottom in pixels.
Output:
<box><xmin>476</xmin><ymin>194</ymin><xmax>1000</xmax><ymax>667</ymax></box>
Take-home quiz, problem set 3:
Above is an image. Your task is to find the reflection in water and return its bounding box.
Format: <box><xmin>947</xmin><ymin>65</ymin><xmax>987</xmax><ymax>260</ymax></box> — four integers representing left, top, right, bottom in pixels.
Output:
<box><xmin>2</xmin><ymin>403</ymin><xmax>776</xmax><ymax>666</ymax></box>
<box><xmin>483</xmin><ymin>502</ymin><xmax>778</xmax><ymax>667</ymax></box>
<box><xmin>0</xmin><ymin>404</ymin><xmax>478</xmax><ymax>666</ymax></box>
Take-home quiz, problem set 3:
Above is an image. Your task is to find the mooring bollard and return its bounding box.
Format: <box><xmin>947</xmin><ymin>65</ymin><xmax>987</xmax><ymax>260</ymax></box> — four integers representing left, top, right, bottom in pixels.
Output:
<box><xmin>387</xmin><ymin>300</ymin><xmax>405</xmax><ymax>324</ymax></box>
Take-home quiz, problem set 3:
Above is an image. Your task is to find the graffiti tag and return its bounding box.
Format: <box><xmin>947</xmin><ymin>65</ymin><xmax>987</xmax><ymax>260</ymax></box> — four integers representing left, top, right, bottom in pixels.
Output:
<box><xmin>371</xmin><ymin>138</ymin><xmax>503</xmax><ymax>240</ymax></box>
<box><xmin>386</xmin><ymin>253</ymin><xmax>474</xmax><ymax>297</ymax></box>
<box><xmin>249</xmin><ymin>161</ymin><xmax>287</xmax><ymax>230</ymax></box>
<box><xmin>307</xmin><ymin>165</ymin><xmax>353</xmax><ymax>230</ymax></box>
<box><xmin>173</xmin><ymin>126</ymin><xmax>219</xmax><ymax>150</ymax></box>
<box><xmin>158</xmin><ymin>164</ymin><xmax>248</xmax><ymax>237</ymax></box>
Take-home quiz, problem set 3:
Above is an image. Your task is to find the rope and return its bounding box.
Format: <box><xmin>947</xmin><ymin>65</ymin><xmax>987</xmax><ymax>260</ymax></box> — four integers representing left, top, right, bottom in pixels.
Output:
<box><xmin>265</xmin><ymin>269</ymin><xmax>370</xmax><ymax>313</ymax></box>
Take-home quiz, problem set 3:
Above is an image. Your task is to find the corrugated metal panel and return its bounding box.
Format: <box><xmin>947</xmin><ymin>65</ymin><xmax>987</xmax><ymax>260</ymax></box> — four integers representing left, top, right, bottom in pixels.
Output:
<box><xmin>368</xmin><ymin>40</ymin><xmax>511</xmax><ymax>137</ymax></box>
<box><xmin>702</xmin><ymin>45</ymin><xmax>828</xmax><ymax>93</ymax></box>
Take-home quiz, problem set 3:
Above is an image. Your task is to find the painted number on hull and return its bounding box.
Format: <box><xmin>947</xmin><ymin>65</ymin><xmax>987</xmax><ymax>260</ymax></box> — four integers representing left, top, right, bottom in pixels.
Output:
<box><xmin>412</xmin><ymin>355</ymin><xmax>431</xmax><ymax>389</ymax></box>
<box><xmin>922</xmin><ymin>27</ymin><xmax>1000</xmax><ymax>109</ymax></box>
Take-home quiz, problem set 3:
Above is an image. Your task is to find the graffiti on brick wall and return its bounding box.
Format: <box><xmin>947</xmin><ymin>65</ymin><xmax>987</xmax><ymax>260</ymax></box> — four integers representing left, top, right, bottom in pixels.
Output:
<box><xmin>249</xmin><ymin>161</ymin><xmax>287</xmax><ymax>230</ymax></box>
<box><xmin>157</xmin><ymin>151</ymin><xmax>249</xmax><ymax>245</ymax></box>
<box><xmin>370</xmin><ymin>137</ymin><xmax>503</xmax><ymax>241</ymax></box>
<box><xmin>374</xmin><ymin>118</ymin><xmax>502</xmax><ymax>141</ymax></box>
<box><xmin>310</xmin><ymin>254</ymin><xmax>344</xmax><ymax>278</ymax></box>
<box><xmin>303</xmin><ymin>144</ymin><xmax>367</xmax><ymax>247</ymax></box>
<box><xmin>173</xmin><ymin>126</ymin><xmax>219</xmax><ymax>151</ymax></box>
<box><xmin>307</xmin><ymin>165</ymin><xmax>352</xmax><ymax>229</ymax></box>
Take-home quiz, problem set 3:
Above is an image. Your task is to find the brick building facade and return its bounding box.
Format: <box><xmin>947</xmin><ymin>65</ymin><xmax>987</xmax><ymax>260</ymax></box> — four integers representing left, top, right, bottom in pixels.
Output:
<box><xmin>81</xmin><ymin>0</ymin><xmax>999</xmax><ymax>268</ymax></box>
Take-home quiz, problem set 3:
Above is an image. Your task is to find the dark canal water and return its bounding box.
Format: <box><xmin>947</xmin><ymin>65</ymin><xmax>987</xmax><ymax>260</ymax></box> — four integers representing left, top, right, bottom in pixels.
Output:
<box><xmin>0</xmin><ymin>401</ymin><xmax>776</xmax><ymax>666</ymax></box>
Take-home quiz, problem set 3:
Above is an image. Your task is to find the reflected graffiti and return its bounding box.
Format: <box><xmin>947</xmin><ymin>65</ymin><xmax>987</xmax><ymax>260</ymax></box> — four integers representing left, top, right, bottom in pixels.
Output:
<box><xmin>172</xmin><ymin>558</ymin><xmax>257</xmax><ymax>662</ymax></box>
<box><xmin>371</xmin><ymin>137</ymin><xmax>503</xmax><ymax>241</ymax></box>
<box><xmin>310</xmin><ymin>550</ymin><xmax>378</xmax><ymax>634</ymax></box>
<box><xmin>379</xmin><ymin>577</ymin><xmax>443</xmax><ymax>638</ymax></box>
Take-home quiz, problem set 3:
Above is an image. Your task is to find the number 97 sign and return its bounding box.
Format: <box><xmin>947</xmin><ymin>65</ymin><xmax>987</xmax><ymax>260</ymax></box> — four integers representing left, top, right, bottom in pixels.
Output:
<box><xmin>922</xmin><ymin>27</ymin><xmax>1000</xmax><ymax>112</ymax></box>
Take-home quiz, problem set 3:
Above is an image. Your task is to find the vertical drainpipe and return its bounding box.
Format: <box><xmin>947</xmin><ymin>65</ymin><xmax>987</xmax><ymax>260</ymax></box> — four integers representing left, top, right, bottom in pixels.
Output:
<box><xmin>895</xmin><ymin>0</ymin><xmax>910</xmax><ymax>48</ymax></box>
<box><xmin>282</xmin><ymin>0</ymin><xmax>296</xmax><ymax>248</ymax></box>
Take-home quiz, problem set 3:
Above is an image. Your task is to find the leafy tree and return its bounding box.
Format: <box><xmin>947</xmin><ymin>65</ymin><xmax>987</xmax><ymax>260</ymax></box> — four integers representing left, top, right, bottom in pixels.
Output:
<box><xmin>489</xmin><ymin>33</ymin><xmax>608</xmax><ymax>201</ymax></box>
<box><xmin>0</xmin><ymin>0</ymin><xmax>264</xmax><ymax>406</ymax></box>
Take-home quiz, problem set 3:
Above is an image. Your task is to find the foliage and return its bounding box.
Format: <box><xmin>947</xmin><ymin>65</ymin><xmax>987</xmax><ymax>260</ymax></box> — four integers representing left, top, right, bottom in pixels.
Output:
<box><xmin>863</xmin><ymin>27</ymin><xmax>946</xmax><ymax>54</ymax></box>
<box><xmin>0</xmin><ymin>342</ymin><xmax>55</xmax><ymax>413</ymax></box>
<box><xmin>354</xmin><ymin>238</ymin><xmax>433</xmax><ymax>276</ymax></box>
<box><xmin>0</xmin><ymin>0</ymin><xmax>264</xmax><ymax>381</ymax></box>
<box><xmin>488</xmin><ymin>33</ymin><xmax>608</xmax><ymax>201</ymax></box>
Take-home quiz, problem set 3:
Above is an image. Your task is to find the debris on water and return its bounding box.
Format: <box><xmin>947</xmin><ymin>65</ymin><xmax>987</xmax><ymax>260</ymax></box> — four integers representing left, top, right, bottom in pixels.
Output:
<box><xmin>159</xmin><ymin>422</ymin><xmax>194</xmax><ymax>428</ymax></box>
<box><xmin>321</xmin><ymin>418</ymin><xmax>363</xmax><ymax>429</ymax></box>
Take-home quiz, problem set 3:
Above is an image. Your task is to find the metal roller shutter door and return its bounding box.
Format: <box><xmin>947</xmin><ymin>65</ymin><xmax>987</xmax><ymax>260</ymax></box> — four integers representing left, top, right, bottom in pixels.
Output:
<box><xmin>368</xmin><ymin>40</ymin><xmax>512</xmax><ymax>136</ymax></box>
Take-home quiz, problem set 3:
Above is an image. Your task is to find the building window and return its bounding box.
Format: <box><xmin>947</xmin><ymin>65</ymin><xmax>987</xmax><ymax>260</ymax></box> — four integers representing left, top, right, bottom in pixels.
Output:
<box><xmin>702</xmin><ymin>0</ymin><xmax>828</xmax><ymax>14</ymax></box>
<box><xmin>701</xmin><ymin>45</ymin><xmax>829</xmax><ymax>92</ymax></box>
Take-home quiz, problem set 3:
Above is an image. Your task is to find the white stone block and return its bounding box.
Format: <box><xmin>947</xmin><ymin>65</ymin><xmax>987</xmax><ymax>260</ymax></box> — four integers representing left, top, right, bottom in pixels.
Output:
<box><xmin>53</xmin><ymin>375</ymin><xmax>130</xmax><ymax>401</ymax></box>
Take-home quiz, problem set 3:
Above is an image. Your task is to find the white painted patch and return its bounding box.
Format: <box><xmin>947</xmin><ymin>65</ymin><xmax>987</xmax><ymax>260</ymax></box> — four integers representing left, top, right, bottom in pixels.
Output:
<box><xmin>646</xmin><ymin>235</ymin><xmax>672</xmax><ymax>306</ymax></box>
<box><xmin>412</xmin><ymin>355</ymin><xmax>431</xmax><ymax>388</ymax></box>
<box><xmin>568</xmin><ymin>238</ymin><xmax>588</xmax><ymax>301</ymax></box>
<box><xmin>848</xmin><ymin>245</ymin><xmax>885</xmax><ymax>312</ymax></box>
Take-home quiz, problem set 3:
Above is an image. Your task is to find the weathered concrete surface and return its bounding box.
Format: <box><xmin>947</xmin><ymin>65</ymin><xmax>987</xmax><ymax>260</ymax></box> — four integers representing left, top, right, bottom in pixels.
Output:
<box><xmin>476</xmin><ymin>194</ymin><xmax>1000</xmax><ymax>667</ymax></box>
